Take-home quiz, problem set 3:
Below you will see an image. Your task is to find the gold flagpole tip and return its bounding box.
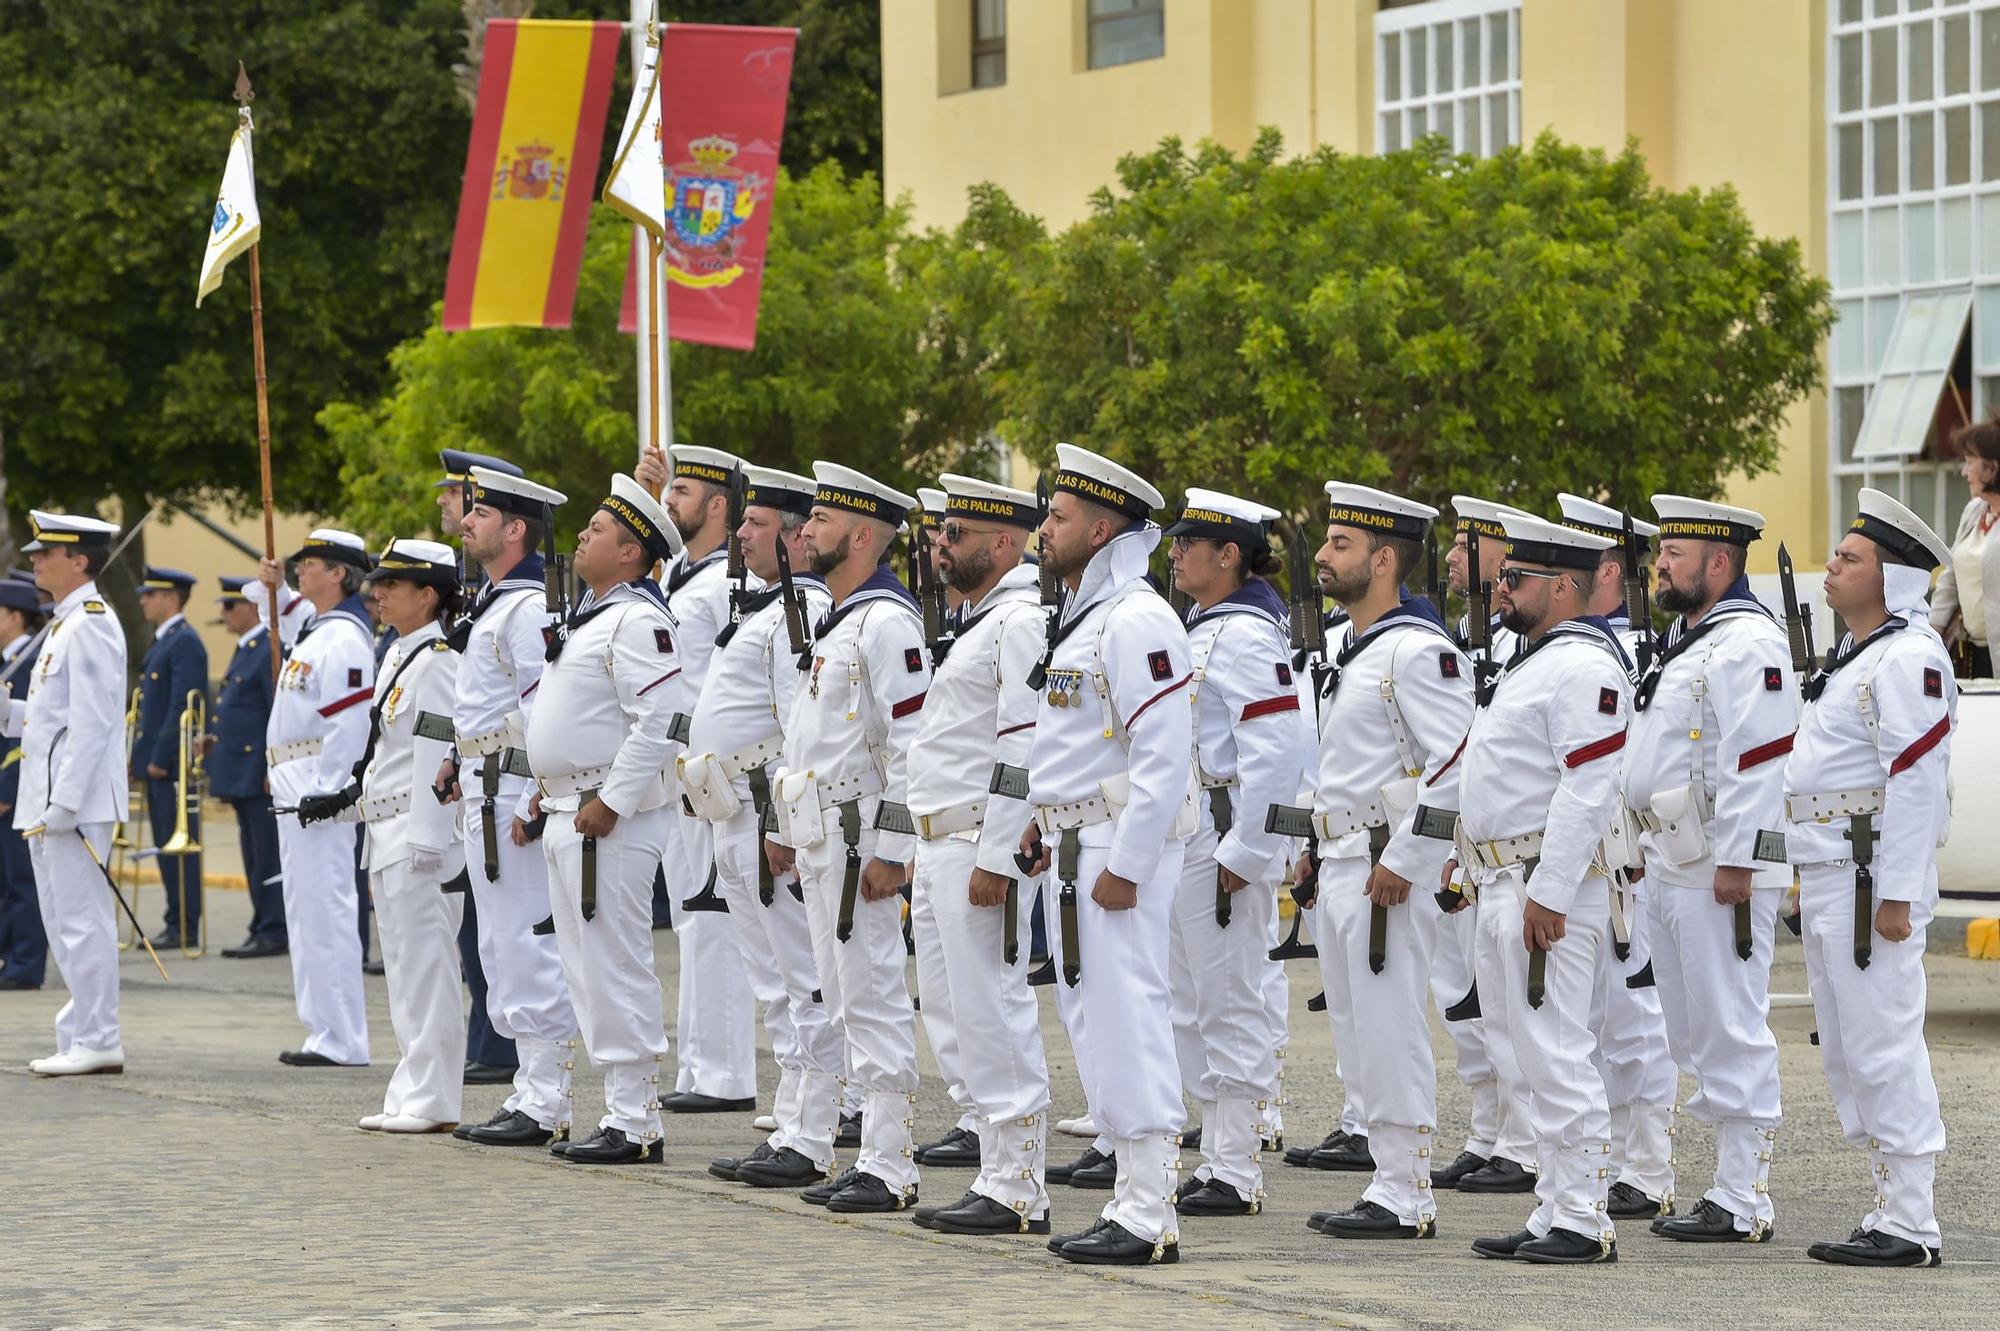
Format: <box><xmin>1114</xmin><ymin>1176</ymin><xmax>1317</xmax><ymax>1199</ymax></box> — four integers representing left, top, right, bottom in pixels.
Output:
<box><xmin>233</xmin><ymin>61</ymin><xmax>255</xmax><ymax>106</ymax></box>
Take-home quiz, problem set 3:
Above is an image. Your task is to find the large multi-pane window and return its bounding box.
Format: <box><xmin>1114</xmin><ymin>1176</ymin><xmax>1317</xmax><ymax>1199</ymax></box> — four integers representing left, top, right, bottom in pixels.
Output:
<box><xmin>1376</xmin><ymin>0</ymin><xmax>1521</xmax><ymax>157</ymax></box>
<box><xmin>1087</xmin><ymin>0</ymin><xmax>1165</xmax><ymax>70</ymax></box>
<box><xmin>1828</xmin><ymin>0</ymin><xmax>1986</xmax><ymax>543</ymax></box>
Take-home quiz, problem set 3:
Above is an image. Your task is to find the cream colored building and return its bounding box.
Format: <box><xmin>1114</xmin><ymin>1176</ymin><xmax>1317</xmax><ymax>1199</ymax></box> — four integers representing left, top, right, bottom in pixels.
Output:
<box><xmin>886</xmin><ymin>0</ymin><xmax>1992</xmax><ymax>573</ymax></box>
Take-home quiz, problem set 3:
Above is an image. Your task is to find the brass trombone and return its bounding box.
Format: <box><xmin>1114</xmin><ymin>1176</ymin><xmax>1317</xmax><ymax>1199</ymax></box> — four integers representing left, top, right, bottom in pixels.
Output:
<box><xmin>114</xmin><ymin>687</ymin><xmax>143</xmax><ymax>952</ymax></box>
<box><xmin>159</xmin><ymin>689</ymin><xmax>207</xmax><ymax>957</ymax></box>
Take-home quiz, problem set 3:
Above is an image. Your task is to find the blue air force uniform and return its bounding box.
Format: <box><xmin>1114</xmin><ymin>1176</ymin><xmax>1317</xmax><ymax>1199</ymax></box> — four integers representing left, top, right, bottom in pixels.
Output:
<box><xmin>133</xmin><ymin>568</ymin><xmax>209</xmax><ymax>941</ymax></box>
<box><xmin>210</xmin><ymin>577</ymin><xmax>286</xmax><ymax>953</ymax></box>
<box><xmin>0</xmin><ymin>581</ymin><xmax>48</xmax><ymax>986</ymax></box>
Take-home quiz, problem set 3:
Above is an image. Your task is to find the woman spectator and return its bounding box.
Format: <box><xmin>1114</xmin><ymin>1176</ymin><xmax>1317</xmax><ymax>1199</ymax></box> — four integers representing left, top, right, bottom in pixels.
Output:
<box><xmin>1932</xmin><ymin>416</ymin><xmax>2000</xmax><ymax>677</ymax></box>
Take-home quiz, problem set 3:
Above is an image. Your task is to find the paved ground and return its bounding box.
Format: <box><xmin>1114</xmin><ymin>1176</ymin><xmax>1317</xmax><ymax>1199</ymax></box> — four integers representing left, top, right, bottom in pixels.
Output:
<box><xmin>2</xmin><ymin>883</ymin><xmax>1997</xmax><ymax>1330</ymax></box>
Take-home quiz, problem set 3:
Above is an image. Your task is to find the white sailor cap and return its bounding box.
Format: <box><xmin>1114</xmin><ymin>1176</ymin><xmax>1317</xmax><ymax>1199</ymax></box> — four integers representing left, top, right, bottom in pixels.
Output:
<box><xmin>468</xmin><ymin>466</ymin><xmax>567</xmax><ymax>518</ymax></box>
<box><xmin>742</xmin><ymin>465</ymin><xmax>817</xmax><ymax>517</ymax></box>
<box><xmin>1500</xmin><ymin>510</ymin><xmax>1616</xmax><ymax>572</ymax></box>
<box><xmin>290</xmin><ymin>528</ymin><xmax>372</xmax><ymax>571</ymax></box>
<box><xmin>915</xmin><ymin>487</ymin><xmax>948</xmax><ymax>529</ymax></box>
<box><xmin>365</xmin><ymin>538</ymin><xmax>460</xmax><ymax>589</ymax></box>
<box><xmin>669</xmin><ymin>445</ymin><xmax>744</xmax><ymax>487</ymax></box>
<box><xmin>811</xmin><ymin>462</ymin><xmax>917</xmax><ymax>527</ymax></box>
<box><xmin>940</xmin><ymin>473</ymin><xmax>1040</xmax><ymax>529</ymax></box>
<box><xmin>1851</xmin><ymin>487</ymin><xmax>1950</xmax><ymax>571</ymax></box>
<box><xmin>22</xmin><ymin>509</ymin><xmax>118</xmax><ymax>553</ymax></box>
<box><xmin>1450</xmin><ymin>495</ymin><xmax>1534</xmax><ymax>540</ymax></box>
<box><xmin>1323</xmin><ymin>483</ymin><xmax>1437</xmax><ymax>542</ymax></box>
<box><xmin>1051</xmin><ymin>443</ymin><xmax>1164</xmax><ymax>520</ymax></box>
<box><xmin>1650</xmin><ymin>494</ymin><xmax>1765</xmax><ymax>546</ymax></box>
<box><xmin>1558</xmin><ymin>493</ymin><xmax>1659</xmax><ymax>543</ymax></box>
<box><xmin>600</xmin><ymin>473</ymin><xmax>685</xmax><ymax>563</ymax></box>
<box><xmin>1164</xmin><ymin>487</ymin><xmax>1281</xmax><ymax>547</ymax></box>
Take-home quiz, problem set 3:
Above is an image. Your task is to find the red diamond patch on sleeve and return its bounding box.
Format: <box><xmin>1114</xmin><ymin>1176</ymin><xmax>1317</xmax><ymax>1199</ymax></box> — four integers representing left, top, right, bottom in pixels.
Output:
<box><xmin>1148</xmin><ymin>650</ymin><xmax>1172</xmax><ymax>681</ymax></box>
<box><xmin>1764</xmin><ymin>666</ymin><xmax>1783</xmax><ymax>692</ymax></box>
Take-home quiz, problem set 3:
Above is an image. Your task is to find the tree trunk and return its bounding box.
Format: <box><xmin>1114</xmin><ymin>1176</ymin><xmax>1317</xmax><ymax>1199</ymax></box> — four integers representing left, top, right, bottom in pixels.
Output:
<box><xmin>0</xmin><ymin>419</ymin><xmax>14</xmax><ymax>573</ymax></box>
<box><xmin>104</xmin><ymin>489</ymin><xmax>150</xmax><ymax>690</ymax></box>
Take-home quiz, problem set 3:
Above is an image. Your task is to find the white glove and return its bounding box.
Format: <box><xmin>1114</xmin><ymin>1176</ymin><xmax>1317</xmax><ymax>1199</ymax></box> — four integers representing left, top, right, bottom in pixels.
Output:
<box><xmin>40</xmin><ymin>804</ymin><xmax>79</xmax><ymax>835</ymax></box>
<box><xmin>408</xmin><ymin>844</ymin><xmax>444</xmax><ymax>876</ymax></box>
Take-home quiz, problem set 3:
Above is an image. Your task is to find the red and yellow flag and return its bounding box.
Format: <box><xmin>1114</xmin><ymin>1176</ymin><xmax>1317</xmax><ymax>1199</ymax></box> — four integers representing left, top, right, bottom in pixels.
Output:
<box><xmin>442</xmin><ymin>19</ymin><xmax>622</xmax><ymax>331</ymax></box>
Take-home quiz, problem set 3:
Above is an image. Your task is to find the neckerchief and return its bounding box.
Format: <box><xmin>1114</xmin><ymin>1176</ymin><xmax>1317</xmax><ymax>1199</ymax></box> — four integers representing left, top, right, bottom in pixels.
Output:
<box><xmin>1802</xmin><ymin>616</ymin><xmax>1907</xmax><ymax>703</ymax></box>
<box><xmin>714</xmin><ymin>571</ymin><xmax>825</xmax><ymax>651</ymax></box>
<box><xmin>1633</xmin><ymin>577</ymin><xmax>1773</xmax><ymax>711</ymax></box>
<box><xmin>799</xmin><ymin>565</ymin><xmax>916</xmax><ymax>671</ymax></box>
<box><xmin>664</xmin><ymin>548</ymin><xmax>725</xmax><ymax>596</ymax></box>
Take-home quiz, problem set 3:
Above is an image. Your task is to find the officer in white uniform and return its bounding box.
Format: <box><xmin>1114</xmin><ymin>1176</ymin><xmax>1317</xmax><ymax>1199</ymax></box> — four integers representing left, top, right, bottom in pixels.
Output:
<box><xmin>1020</xmin><ymin>444</ymin><xmax>1192</xmax><ymax>1267</ymax></box>
<box><xmin>309</xmin><ymin>540</ymin><xmax>464</xmax><ymax>1131</ymax></box>
<box><xmin>773</xmin><ymin>462</ymin><xmax>931</xmax><ymax>1213</ymax></box>
<box><xmin>903</xmin><ymin>473</ymin><xmax>1053</xmax><ymax>1236</ymax></box>
<box><xmin>1160</xmin><ymin>488</ymin><xmax>1307</xmax><ymax>1219</ymax></box>
<box><xmin>1787</xmin><ymin>490</ymin><xmax>1954</xmax><ymax>1268</ymax></box>
<box><xmin>530</xmin><ymin>475</ymin><xmax>687</xmax><ymax>1166</ymax></box>
<box><xmin>1555</xmin><ymin>494</ymin><xmax>1679</xmax><ymax>1220</ymax></box>
<box><xmin>1454</xmin><ymin>512</ymin><xmax>1631</xmax><ymax>1265</ymax></box>
<box><xmin>446</xmin><ymin>469</ymin><xmax>580</xmax><ymax>1148</ymax></box>
<box><xmin>635</xmin><ymin>444</ymin><xmax>760</xmax><ymax>1113</ymax></box>
<box><xmin>1623</xmin><ymin>495</ymin><xmax>1796</xmax><ymax>1244</ymax></box>
<box><xmin>689</xmin><ymin>465</ymin><xmax>843</xmax><ymax>1190</ymax></box>
<box><xmin>1297</xmin><ymin>484</ymin><xmax>1471</xmax><ymax>1240</ymax></box>
<box><xmin>260</xmin><ymin>529</ymin><xmax>377</xmax><ymax>1068</ymax></box>
<box><xmin>11</xmin><ymin>512</ymin><xmax>129</xmax><ymax>1077</ymax></box>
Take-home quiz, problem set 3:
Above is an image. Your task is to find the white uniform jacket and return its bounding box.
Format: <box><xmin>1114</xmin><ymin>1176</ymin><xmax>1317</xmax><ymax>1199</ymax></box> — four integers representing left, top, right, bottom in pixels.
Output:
<box><xmin>686</xmin><ymin>572</ymin><xmax>832</xmax><ymax>802</ymax></box>
<box><xmin>1312</xmin><ymin>599</ymin><xmax>1473</xmax><ymax>885</ymax></box>
<box><xmin>265</xmin><ymin>595</ymin><xmax>376</xmax><ymax>807</ymax></box>
<box><xmin>1023</xmin><ymin>527</ymin><xmax>1193</xmax><ymax>884</ymax></box>
<box><xmin>451</xmin><ymin>556</ymin><xmax>552</xmax><ymax>822</ymax></box>
<box><xmin>1460</xmin><ymin>618</ymin><xmax>1633</xmax><ymax>915</ymax></box>
<box><xmin>660</xmin><ymin>550</ymin><xmax>746</xmax><ymax>715</ymax></box>
<box><xmin>906</xmin><ymin>562</ymin><xmax>1044</xmax><ymax>880</ymax></box>
<box><xmin>359</xmin><ymin>622</ymin><xmax>461</xmax><ymax>871</ymax></box>
<box><xmin>1782</xmin><ymin>619</ymin><xmax>1956</xmax><ymax>903</ymax></box>
<box><xmin>1622</xmin><ymin>581</ymin><xmax>1797</xmax><ymax>886</ymax></box>
<box><xmin>526</xmin><ymin>580</ymin><xmax>682</xmax><ymax>817</ymax></box>
<box><xmin>5</xmin><ymin>581</ymin><xmax>128</xmax><ymax>828</ymax></box>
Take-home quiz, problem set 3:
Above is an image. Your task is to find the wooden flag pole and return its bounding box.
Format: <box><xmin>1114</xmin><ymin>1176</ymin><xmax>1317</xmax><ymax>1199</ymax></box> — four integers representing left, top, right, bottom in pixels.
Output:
<box><xmin>236</xmin><ymin>65</ymin><xmax>282</xmax><ymax>683</ymax></box>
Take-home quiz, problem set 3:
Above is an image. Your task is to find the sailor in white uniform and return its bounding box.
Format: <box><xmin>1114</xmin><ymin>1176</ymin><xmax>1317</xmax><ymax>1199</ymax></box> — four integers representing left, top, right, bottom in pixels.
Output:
<box><xmin>1296</xmin><ymin>484</ymin><xmax>1471</xmax><ymax>1241</ymax></box>
<box><xmin>1161</xmin><ymin>488</ymin><xmax>1308</xmax><ymax>1219</ymax></box>
<box><xmin>1454</xmin><ymin>512</ymin><xmax>1631</xmax><ymax>1265</ymax></box>
<box><xmin>529</xmin><ymin>475</ymin><xmax>687</xmax><ymax>1166</ymax></box>
<box><xmin>1622</xmin><ymin>495</ymin><xmax>1797</xmax><ymax>1244</ymax></box>
<box><xmin>773</xmin><ymin>462</ymin><xmax>931</xmax><ymax>1214</ymax></box>
<box><xmin>11</xmin><ymin>512</ymin><xmax>129</xmax><ymax>1077</ymax></box>
<box><xmin>1020</xmin><ymin>445</ymin><xmax>1192</xmax><ymax>1266</ymax></box>
<box><xmin>1787</xmin><ymin>490</ymin><xmax>1954</xmax><ymax>1268</ymax></box>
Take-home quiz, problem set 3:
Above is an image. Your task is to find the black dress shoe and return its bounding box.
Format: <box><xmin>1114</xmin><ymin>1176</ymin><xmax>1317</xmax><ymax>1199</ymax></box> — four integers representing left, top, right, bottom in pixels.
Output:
<box><xmin>459</xmin><ymin>1108</ymin><xmax>553</xmax><ymax>1147</ymax></box>
<box><xmin>1048</xmin><ymin>1216</ymin><xmax>1112</xmax><ymax>1254</ymax></box>
<box><xmin>1316</xmin><ymin>1199</ymin><xmax>1433</xmax><ymax>1239</ymax></box>
<box><xmin>710</xmin><ymin>1140</ymin><xmax>776</xmax><ymax>1181</ymax></box>
<box><xmin>222</xmin><ymin>936</ymin><xmax>287</xmax><ymax>959</ymax></box>
<box><xmin>455</xmin><ymin>1106</ymin><xmax>514</xmax><ymax>1141</ymax></box>
<box><xmin>928</xmin><ymin>1193</ymin><xmax>1051</xmax><ymax>1235</ymax></box>
<box><xmin>835</xmin><ymin>1112</ymin><xmax>862</xmax><ymax>1147</ymax></box>
<box><xmin>1309</xmin><ymin>1133</ymin><xmax>1373</xmax><ymax>1171</ymax></box>
<box><xmin>803</xmin><ymin>1166</ymin><xmax>862</xmax><ymax>1206</ymax></box>
<box><xmin>1175</xmin><ymin>1177</ymin><xmax>1257</xmax><ymax>1216</ymax></box>
<box><xmin>914</xmin><ymin>1189</ymin><xmax>982</xmax><ymax>1229</ymax></box>
<box><xmin>1455</xmin><ymin>1156</ymin><xmax>1538</xmax><ymax>1193</ymax></box>
<box><xmin>549</xmin><ymin>1132</ymin><xmax>573</xmax><ymax>1158</ymax></box>
<box><xmin>1518</xmin><ymin>1228</ymin><xmax>1616</xmax><ymax>1264</ymax></box>
<box><xmin>1179</xmin><ymin>1125</ymin><xmax>1203</xmax><ymax>1151</ymax></box>
<box><xmin>1431</xmin><ymin>1150</ymin><xmax>1490</xmax><ymax>1191</ymax></box>
<box><xmin>277</xmin><ymin>1049</ymin><xmax>360</xmax><ymax>1067</ymax></box>
<box><xmin>914</xmin><ymin>1124</ymin><xmax>981</xmax><ymax>1167</ymax></box>
<box><xmin>1063</xmin><ymin>1149</ymin><xmax>1117</xmax><ymax>1189</ymax></box>
<box><xmin>1048</xmin><ymin>1144</ymin><xmax>1111</xmax><ymax>1186</ymax></box>
<box><xmin>1606</xmin><ymin>1180</ymin><xmax>1670</xmax><ymax>1219</ymax></box>
<box><xmin>1057</xmin><ymin>1219</ymin><xmax>1177</xmax><ymax>1265</ymax></box>
<box><xmin>660</xmin><ymin>1091</ymin><xmax>757</xmax><ymax>1114</ymax></box>
<box><xmin>1471</xmin><ymin>1228</ymin><xmax>1536</xmax><ymax>1260</ymax></box>
<box><xmin>825</xmin><ymin>1171</ymin><xmax>914</xmax><ymax>1213</ymax></box>
<box><xmin>1656</xmin><ymin>1197</ymin><xmax>1771</xmax><ymax>1243</ymax></box>
<box><xmin>1807</xmin><ymin>1229</ymin><xmax>1942</xmax><ymax>1268</ymax></box>
<box><xmin>564</xmin><ymin>1126</ymin><xmax>662</xmax><ymax>1165</ymax></box>
<box><xmin>149</xmin><ymin>927</ymin><xmax>186</xmax><ymax>950</ymax></box>
<box><xmin>463</xmin><ymin>1060</ymin><xmax>517</xmax><ymax>1085</ymax></box>
<box><xmin>737</xmin><ymin>1146</ymin><xmax>826</xmax><ymax>1189</ymax></box>
<box><xmin>362</xmin><ymin>958</ymin><xmax>385</xmax><ymax>976</ymax></box>
<box><xmin>1286</xmin><ymin>1128</ymin><xmax>1342</xmax><ymax>1169</ymax></box>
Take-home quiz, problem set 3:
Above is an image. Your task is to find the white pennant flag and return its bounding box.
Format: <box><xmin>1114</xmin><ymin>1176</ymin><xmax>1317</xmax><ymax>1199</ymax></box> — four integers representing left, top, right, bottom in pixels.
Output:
<box><xmin>197</xmin><ymin>111</ymin><xmax>262</xmax><ymax>307</ymax></box>
<box><xmin>601</xmin><ymin>36</ymin><xmax>666</xmax><ymax>237</ymax></box>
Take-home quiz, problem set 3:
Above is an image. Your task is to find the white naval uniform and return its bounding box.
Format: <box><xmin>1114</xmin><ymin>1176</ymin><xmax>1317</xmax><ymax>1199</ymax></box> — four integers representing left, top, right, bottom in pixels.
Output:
<box><xmin>1460</xmin><ymin>618</ymin><xmax>1631</xmax><ymax>1246</ymax></box>
<box><xmin>684</xmin><ymin>572</ymin><xmax>841</xmax><ymax>1167</ymax></box>
<box><xmin>1311</xmin><ymin>601</ymin><xmax>1472</xmax><ymax>1226</ymax></box>
<box><xmin>775</xmin><ymin>568</ymin><xmax>929</xmax><ymax>1195</ymax></box>
<box><xmin>1172</xmin><ymin>581</ymin><xmax>1309</xmax><ymax>1204</ymax></box>
<box><xmin>529</xmin><ymin>580</ymin><xmax>683</xmax><ymax>1144</ymax></box>
<box><xmin>1784</xmin><ymin>617</ymin><xmax>1953</xmax><ymax>1249</ymax></box>
<box><xmin>1621</xmin><ymin>583</ymin><xmax>1796</xmax><ymax>1233</ymax></box>
<box><xmin>5</xmin><ymin>582</ymin><xmax>127</xmax><ymax>1055</ymax></box>
<box><xmin>1026</xmin><ymin>527</ymin><xmax>1192</xmax><ymax>1247</ymax></box>
<box><xmin>906</xmin><ymin>562</ymin><xmax>1051</xmax><ymax>1217</ymax></box>
<box><xmin>358</xmin><ymin>624</ymin><xmax>465</xmax><ymax>1124</ymax></box>
<box><xmin>659</xmin><ymin>549</ymin><xmax>758</xmax><ymax>1103</ymax></box>
<box><xmin>266</xmin><ymin>594</ymin><xmax>376</xmax><ymax>1065</ymax></box>
<box><xmin>451</xmin><ymin>560</ymin><xmax>578</xmax><ymax>1131</ymax></box>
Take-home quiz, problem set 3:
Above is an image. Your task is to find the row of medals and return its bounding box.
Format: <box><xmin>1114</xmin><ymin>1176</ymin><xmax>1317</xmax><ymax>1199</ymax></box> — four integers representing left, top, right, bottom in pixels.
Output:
<box><xmin>1046</xmin><ymin>668</ymin><xmax>1088</xmax><ymax>709</ymax></box>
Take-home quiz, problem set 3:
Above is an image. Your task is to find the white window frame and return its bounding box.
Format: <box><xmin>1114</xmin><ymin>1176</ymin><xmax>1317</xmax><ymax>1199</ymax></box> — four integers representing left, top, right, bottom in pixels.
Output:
<box><xmin>1375</xmin><ymin>0</ymin><xmax>1521</xmax><ymax>159</ymax></box>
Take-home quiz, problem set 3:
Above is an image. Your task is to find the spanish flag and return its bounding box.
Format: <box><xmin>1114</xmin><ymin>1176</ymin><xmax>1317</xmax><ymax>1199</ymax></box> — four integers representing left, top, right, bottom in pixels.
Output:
<box><xmin>442</xmin><ymin>20</ymin><xmax>622</xmax><ymax>331</ymax></box>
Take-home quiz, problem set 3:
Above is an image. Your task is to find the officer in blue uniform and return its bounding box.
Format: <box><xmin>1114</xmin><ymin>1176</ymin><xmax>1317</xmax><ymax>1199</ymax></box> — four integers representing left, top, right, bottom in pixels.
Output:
<box><xmin>208</xmin><ymin>576</ymin><xmax>287</xmax><ymax>959</ymax></box>
<box><xmin>134</xmin><ymin>566</ymin><xmax>209</xmax><ymax>949</ymax></box>
<box><xmin>0</xmin><ymin>578</ymin><xmax>49</xmax><ymax>988</ymax></box>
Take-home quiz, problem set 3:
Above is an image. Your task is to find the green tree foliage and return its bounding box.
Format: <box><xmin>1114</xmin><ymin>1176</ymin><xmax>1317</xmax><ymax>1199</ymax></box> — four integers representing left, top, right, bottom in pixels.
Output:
<box><xmin>993</xmin><ymin>131</ymin><xmax>1834</xmax><ymax>527</ymax></box>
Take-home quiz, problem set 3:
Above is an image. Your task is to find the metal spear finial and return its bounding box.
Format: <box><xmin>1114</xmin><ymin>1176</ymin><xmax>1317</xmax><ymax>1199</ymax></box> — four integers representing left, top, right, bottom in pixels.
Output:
<box><xmin>233</xmin><ymin>61</ymin><xmax>254</xmax><ymax>106</ymax></box>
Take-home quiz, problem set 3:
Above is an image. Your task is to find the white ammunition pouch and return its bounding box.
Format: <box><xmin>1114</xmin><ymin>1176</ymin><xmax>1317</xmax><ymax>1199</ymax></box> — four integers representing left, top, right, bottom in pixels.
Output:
<box><xmin>774</xmin><ymin>766</ymin><xmax>884</xmax><ymax>848</ymax></box>
<box><xmin>1599</xmin><ymin>801</ymin><xmax>1643</xmax><ymax>875</ymax></box>
<box><xmin>1101</xmin><ymin>772</ymin><xmax>1199</xmax><ymax>840</ymax></box>
<box><xmin>677</xmin><ymin>752</ymin><xmax>743</xmax><ymax>823</ymax></box>
<box><xmin>1643</xmin><ymin>783</ymin><xmax>1712</xmax><ymax>867</ymax></box>
<box><xmin>1380</xmin><ymin>776</ymin><xmax>1418</xmax><ymax>824</ymax></box>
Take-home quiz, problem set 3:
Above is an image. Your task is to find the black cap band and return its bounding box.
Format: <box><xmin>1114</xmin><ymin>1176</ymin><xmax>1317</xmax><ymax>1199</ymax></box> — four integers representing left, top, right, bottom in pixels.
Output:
<box><xmin>674</xmin><ymin>459</ymin><xmax>735</xmax><ymax>486</ymax></box>
<box><xmin>945</xmin><ymin>493</ymin><xmax>1040</xmax><ymax>529</ymax></box>
<box><xmin>1657</xmin><ymin>516</ymin><xmax>1759</xmax><ymax>546</ymax></box>
<box><xmin>1054</xmin><ymin>469</ymin><xmax>1150</xmax><ymax>520</ymax></box>
<box><xmin>1326</xmin><ymin>504</ymin><xmax>1429</xmax><ymax>542</ymax></box>
<box><xmin>469</xmin><ymin>480</ymin><xmax>554</xmax><ymax>519</ymax></box>
<box><xmin>744</xmin><ymin>482</ymin><xmax>815</xmax><ymax>517</ymax></box>
<box><xmin>1850</xmin><ymin>513</ymin><xmax>1941</xmax><ymax>571</ymax></box>
<box><xmin>293</xmin><ymin>541</ymin><xmax>370</xmax><ymax>571</ymax></box>
<box><xmin>815</xmin><ymin>484</ymin><xmax>909</xmax><ymax>527</ymax></box>
<box><xmin>600</xmin><ymin>495</ymin><xmax>676</xmax><ymax>563</ymax></box>
<box><xmin>1504</xmin><ymin>537</ymin><xmax>1602</xmax><ymax>572</ymax></box>
<box><xmin>1454</xmin><ymin>515</ymin><xmax>1507</xmax><ymax>540</ymax></box>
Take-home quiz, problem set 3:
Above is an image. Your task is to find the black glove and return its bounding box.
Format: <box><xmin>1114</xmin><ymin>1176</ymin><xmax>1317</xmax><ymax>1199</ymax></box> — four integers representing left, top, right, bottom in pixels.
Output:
<box><xmin>432</xmin><ymin>759</ymin><xmax>460</xmax><ymax>806</ymax></box>
<box><xmin>297</xmin><ymin>786</ymin><xmax>359</xmax><ymax>826</ymax></box>
<box><xmin>522</xmin><ymin>810</ymin><xmax>548</xmax><ymax>842</ymax></box>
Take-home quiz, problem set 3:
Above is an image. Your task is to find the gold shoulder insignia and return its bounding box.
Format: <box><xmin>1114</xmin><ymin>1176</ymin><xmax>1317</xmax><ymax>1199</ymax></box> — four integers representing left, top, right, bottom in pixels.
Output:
<box><xmin>430</xmin><ymin>639</ymin><xmax>452</xmax><ymax>652</ymax></box>
<box><xmin>83</xmin><ymin>600</ymin><xmax>107</xmax><ymax>614</ymax></box>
